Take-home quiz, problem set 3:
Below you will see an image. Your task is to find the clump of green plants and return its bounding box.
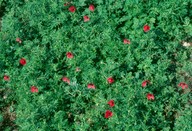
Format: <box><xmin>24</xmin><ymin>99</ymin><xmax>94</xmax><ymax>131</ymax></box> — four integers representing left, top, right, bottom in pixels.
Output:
<box><xmin>0</xmin><ymin>0</ymin><xmax>192</xmax><ymax>130</ymax></box>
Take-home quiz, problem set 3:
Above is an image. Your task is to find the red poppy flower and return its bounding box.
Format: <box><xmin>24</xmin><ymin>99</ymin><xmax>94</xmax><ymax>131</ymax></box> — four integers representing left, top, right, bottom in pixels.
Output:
<box><xmin>89</xmin><ymin>4</ymin><xmax>95</xmax><ymax>12</ymax></box>
<box><xmin>87</xmin><ymin>83</ymin><xmax>95</xmax><ymax>89</ymax></box>
<box><xmin>69</xmin><ymin>6</ymin><xmax>76</xmax><ymax>13</ymax></box>
<box><xmin>147</xmin><ymin>93</ymin><xmax>154</xmax><ymax>100</ymax></box>
<box><xmin>178</xmin><ymin>82</ymin><xmax>188</xmax><ymax>89</ymax></box>
<box><xmin>62</xmin><ymin>77</ymin><xmax>70</xmax><ymax>84</ymax></box>
<box><xmin>3</xmin><ymin>75</ymin><xmax>10</xmax><ymax>81</ymax></box>
<box><xmin>31</xmin><ymin>86</ymin><xmax>38</xmax><ymax>93</ymax></box>
<box><xmin>123</xmin><ymin>39</ymin><xmax>131</xmax><ymax>44</ymax></box>
<box><xmin>19</xmin><ymin>58</ymin><xmax>26</xmax><ymax>65</ymax></box>
<box><xmin>16</xmin><ymin>38</ymin><xmax>22</xmax><ymax>43</ymax></box>
<box><xmin>141</xmin><ymin>80</ymin><xmax>150</xmax><ymax>87</ymax></box>
<box><xmin>107</xmin><ymin>77</ymin><xmax>114</xmax><ymax>84</ymax></box>
<box><xmin>108</xmin><ymin>100</ymin><xmax>115</xmax><ymax>107</ymax></box>
<box><xmin>66</xmin><ymin>52</ymin><xmax>74</xmax><ymax>59</ymax></box>
<box><xmin>143</xmin><ymin>24</ymin><xmax>150</xmax><ymax>32</ymax></box>
<box><xmin>104</xmin><ymin>110</ymin><xmax>113</xmax><ymax>118</ymax></box>
<box><xmin>84</xmin><ymin>15</ymin><xmax>90</xmax><ymax>22</ymax></box>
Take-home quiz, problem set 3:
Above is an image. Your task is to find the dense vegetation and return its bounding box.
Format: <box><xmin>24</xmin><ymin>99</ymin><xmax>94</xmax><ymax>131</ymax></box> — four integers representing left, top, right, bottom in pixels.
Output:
<box><xmin>0</xmin><ymin>0</ymin><xmax>192</xmax><ymax>130</ymax></box>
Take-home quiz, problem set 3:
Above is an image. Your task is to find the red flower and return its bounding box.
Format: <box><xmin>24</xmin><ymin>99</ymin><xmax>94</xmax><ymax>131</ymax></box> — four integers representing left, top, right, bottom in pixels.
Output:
<box><xmin>84</xmin><ymin>15</ymin><xmax>90</xmax><ymax>22</ymax></box>
<box><xmin>123</xmin><ymin>39</ymin><xmax>131</xmax><ymax>44</ymax></box>
<box><xmin>143</xmin><ymin>24</ymin><xmax>150</xmax><ymax>32</ymax></box>
<box><xmin>62</xmin><ymin>77</ymin><xmax>70</xmax><ymax>84</ymax></box>
<box><xmin>19</xmin><ymin>58</ymin><xmax>26</xmax><ymax>65</ymax></box>
<box><xmin>89</xmin><ymin>4</ymin><xmax>95</xmax><ymax>12</ymax></box>
<box><xmin>3</xmin><ymin>75</ymin><xmax>10</xmax><ymax>81</ymax></box>
<box><xmin>31</xmin><ymin>86</ymin><xmax>38</xmax><ymax>93</ymax></box>
<box><xmin>87</xmin><ymin>83</ymin><xmax>95</xmax><ymax>89</ymax></box>
<box><xmin>16</xmin><ymin>38</ymin><xmax>22</xmax><ymax>43</ymax></box>
<box><xmin>66</xmin><ymin>52</ymin><xmax>74</xmax><ymax>59</ymax></box>
<box><xmin>147</xmin><ymin>93</ymin><xmax>154</xmax><ymax>100</ymax></box>
<box><xmin>141</xmin><ymin>80</ymin><xmax>150</xmax><ymax>87</ymax></box>
<box><xmin>178</xmin><ymin>82</ymin><xmax>188</xmax><ymax>89</ymax></box>
<box><xmin>108</xmin><ymin>100</ymin><xmax>115</xmax><ymax>107</ymax></box>
<box><xmin>69</xmin><ymin>6</ymin><xmax>76</xmax><ymax>13</ymax></box>
<box><xmin>107</xmin><ymin>77</ymin><xmax>114</xmax><ymax>84</ymax></box>
<box><xmin>104</xmin><ymin>110</ymin><xmax>113</xmax><ymax>118</ymax></box>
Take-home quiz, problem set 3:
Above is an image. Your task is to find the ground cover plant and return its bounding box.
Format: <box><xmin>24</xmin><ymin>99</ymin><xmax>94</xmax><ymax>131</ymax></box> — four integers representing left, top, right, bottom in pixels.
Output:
<box><xmin>0</xmin><ymin>0</ymin><xmax>192</xmax><ymax>130</ymax></box>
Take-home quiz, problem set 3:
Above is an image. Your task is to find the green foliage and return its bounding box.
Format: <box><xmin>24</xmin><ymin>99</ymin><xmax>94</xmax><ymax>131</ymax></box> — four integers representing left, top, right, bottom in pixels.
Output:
<box><xmin>0</xmin><ymin>0</ymin><xmax>192</xmax><ymax>130</ymax></box>
<box><xmin>0</xmin><ymin>114</ymin><xmax>2</xmax><ymax>124</ymax></box>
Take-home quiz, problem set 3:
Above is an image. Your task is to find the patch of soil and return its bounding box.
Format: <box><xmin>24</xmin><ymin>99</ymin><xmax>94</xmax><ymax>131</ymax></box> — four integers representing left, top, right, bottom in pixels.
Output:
<box><xmin>0</xmin><ymin>88</ymin><xmax>18</xmax><ymax>130</ymax></box>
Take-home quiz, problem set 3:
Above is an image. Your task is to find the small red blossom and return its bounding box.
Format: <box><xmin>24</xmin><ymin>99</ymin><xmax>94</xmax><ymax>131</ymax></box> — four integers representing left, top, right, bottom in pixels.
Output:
<box><xmin>108</xmin><ymin>100</ymin><xmax>115</xmax><ymax>107</ymax></box>
<box><xmin>178</xmin><ymin>82</ymin><xmax>188</xmax><ymax>89</ymax></box>
<box><xmin>19</xmin><ymin>58</ymin><xmax>26</xmax><ymax>65</ymax></box>
<box><xmin>4</xmin><ymin>75</ymin><xmax>10</xmax><ymax>81</ymax></box>
<box><xmin>69</xmin><ymin>6</ymin><xmax>76</xmax><ymax>13</ymax></box>
<box><xmin>142</xmin><ymin>80</ymin><xmax>150</xmax><ymax>87</ymax></box>
<box><xmin>107</xmin><ymin>77</ymin><xmax>114</xmax><ymax>84</ymax></box>
<box><xmin>62</xmin><ymin>77</ymin><xmax>70</xmax><ymax>84</ymax></box>
<box><xmin>84</xmin><ymin>15</ymin><xmax>90</xmax><ymax>22</ymax></box>
<box><xmin>87</xmin><ymin>83</ymin><xmax>95</xmax><ymax>89</ymax></box>
<box><xmin>123</xmin><ymin>39</ymin><xmax>131</xmax><ymax>44</ymax></box>
<box><xmin>104</xmin><ymin>110</ymin><xmax>113</xmax><ymax>118</ymax></box>
<box><xmin>30</xmin><ymin>86</ymin><xmax>38</xmax><ymax>93</ymax></box>
<box><xmin>16</xmin><ymin>38</ymin><xmax>22</xmax><ymax>43</ymax></box>
<box><xmin>89</xmin><ymin>4</ymin><xmax>95</xmax><ymax>12</ymax></box>
<box><xmin>66</xmin><ymin>52</ymin><xmax>74</xmax><ymax>59</ymax></box>
<box><xmin>143</xmin><ymin>24</ymin><xmax>150</xmax><ymax>32</ymax></box>
<box><xmin>147</xmin><ymin>93</ymin><xmax>154</xmax><ymax>100</ymax></box>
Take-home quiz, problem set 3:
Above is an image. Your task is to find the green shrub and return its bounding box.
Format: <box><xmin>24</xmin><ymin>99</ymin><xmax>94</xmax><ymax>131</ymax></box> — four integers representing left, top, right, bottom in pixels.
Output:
<box><xmin>0</xmin><ymin>0</ymin><xmax>192</xmax><ymax>130</ymax></box>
